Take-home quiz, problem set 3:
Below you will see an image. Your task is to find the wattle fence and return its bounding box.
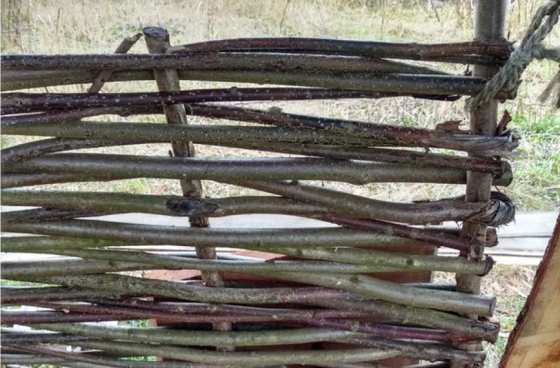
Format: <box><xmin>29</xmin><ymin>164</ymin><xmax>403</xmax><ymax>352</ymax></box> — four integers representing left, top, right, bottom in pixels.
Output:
<box><xmin>2</xmin><ymin>1</ymin><xmax>558</xmax><ymax>366</ymax></box>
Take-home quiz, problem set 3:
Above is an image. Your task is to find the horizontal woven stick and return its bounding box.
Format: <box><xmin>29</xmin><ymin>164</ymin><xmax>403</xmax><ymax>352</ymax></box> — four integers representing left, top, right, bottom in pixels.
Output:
<box><xmin>0</xmin><ymin>121</ymin><xmax>401</xmax><ymax>148</ymax></box>
<box><xmin>0</xmin><ymin>209</ymin><xmax>481</xmax><ymax>252</ymax></box>
<box><xmin>1</xmin><ymin>208</ymin><xmax>106</xmax><ymax>223</ymax></box>
<box><xmin>307</xmin><ymin>298</ymin><xmax>499</xmax><ymax>342</ymax></box>
<box><xmin>0</xmin><ymin>235</ymin><xmax>421</xmax><ymax>256</ymax></box>
<box><xmin>113</xmin><ymin>305</ymin><xmax>452</xmax><ymax>344</ymax></box>
<box><xmin>0</xmin><ymin>190</ymin><xmax>489</xmax><ymax>224</ymax></box>
<box><xmin>0</xmin><ymin>282</ymin><xmax>497</xmax><ymax>341</ymax></box>
<box><xmin>7</xmin><ymin>267</ymin><xmax>494</xmax><ymax>316</ymax></box>
<box><xmin>15</xmin><ymin>325</ymin><xmax>476</xmax><ymax>364</ymax></box>
<box><xmin>2</xmin><ymin>327</ymin><xmax>445</xmax><ymax>354</ymax></box>
<box><xmin>0</xmin><ymin>69</ymin><xmax>514</xmax><ymax>98</ymax></box>
<box><xmin>167</xmin><ymin>38</ymin><xmax>511</xmax><ymax>63</ymax></box>
<box><xmin>0</xmin><ymin>286</ymin><xmax>143</xmax><ymax>305</ymax></box>
<box><xmin>71</xmin><ymin>300</ymin><xmax>449</xmax><ymax>341</ymax></box>
<box><xmin>0</xmin><ymin>249</ymin><xmax>403</xmax><ymax>277</ymax></box>
<box><xmin>333</xmin><ymin>336</ymin><xmax>484</xmax><ymax>364</ymax></box>
<box><xmin>0</xmin><ymin>351</ymin><xmax>228</xmax><ymax>368</ymax></box>
<box><xmin>0</xmin><ymin>210</ymin><xmax>483</xmax><ymax>253</ymax></box>
<box><xmin>1</xmin><ymin>53</ymin><xmax>446</xmax><ymax>74</ymax></box>
<box><xmin>0</xmin><ymin>86</ymin><xmax>458</xmax><ymax>124</ymax></box>
<box><xmin>183</xmin><ymin>104</ymin><xmax>519</xmax><ymax>153</ymax></box>
<box><xmin>0</xmin><ymin>237</ymin><xmax>130</xmax><ymax>252</ymax></box>
<box><xmin>0</xmin><ymin>324</ymin><xmax>457</xmax><ymax>356</ymax></box>
<box><xmin>2</xmin><ymin>311</ymin><xmax>128</xmax><ymax>324</ymax></box>
<box><xmin>0</xmin><ymin>87</ymin><xmax>419</xmax><ymax>112</ymax></box>
<box><xmin>0</xmin><ymin>332</ymin><xmax>96</xmax><ymax>345</ymax></box>
<box><xmin>16</xmin><ymin>325</ymin><xmax>476</xmax><ymax>364</ymax></box>
<box><xmin>1</xmin><ymin>277</ymin><xmax>350</xmax><ymax>305</ymax></box>
<box><xmin>15</xmin><ymin>323</ymin><xmax>361</xmax><ymax>347</ymax></box>
<box><xmin>2</xmin><ymin>154</ymin><xmax>493</xmax><ymax>185</ymax></box>
<box><xmin>228</xmin><ymin>181</ymin><xmax>481</xmax><ymax>252</ymax></box>
<box><xmin>93</xmin><ymin>299</ymin><xmax>364</xmax><ymax>318</ymax></box>
<box><xmin>0</xmin><ymin>220</ymin><xmax>433</xmax><ymax>249</ymax></box>
<box><xmin>2</xmin><ymin>116</ymin><xmax>519</xmax><ymax>155</ymax></box>
<box><xmin>0</xmin><ymin>256</ymin><xmax>178</xmax><ymax>277</ymax></box>
<box><xmin>0</xmin><ymin>172</ymin><xmax>133</xmax><ymax>189</ymax></box>
<box><xmin>0</xmin><ymin>304</ymin><xmax>377</xmax><ymax>333</ymax></box>
<box><xmin>238</xmin><ymin>143</ymin><xmax>506</xmax><ymax>174</ymax></box>
<box><xmin>0</xmin><ymin>136</ymin><xmax>506</xmax><ymax>175</ymax></box>
<box><xmin>0</xmin><ymin>354</ymin><xmax>71</xmax><ymax>365</ymax></box>
<box><xmin>326</xmin><ymin>216</ymin><xmax>482</xmax><ymax>253</ymax></box>
<box><xmin>12</xmin><ymin>273</ymin><xmax>354</xmax><ymax>306</ymax></box>
<box><xmin>227</xmin><ymin>180</ymin><xmax>510</xmax><ymax>225</ymax></box>
<box><xmin>0</xmin><ymin>246</ymin><xmax>489</xmax><ymax>276</ymax></box>
<box><xmin>246</xmin><ymin>271</ymin><xmax>494</xmax><ymax>316</ymax></box>
<box><xmin>0</xmin><ymin>138</ymin><xmax>147</xmax><ymax>164</ymax></box>
<box><xmin>244</xmin><ymin>245</ymin><xmax>492</xmax><ymax>275</ymax></box>
<box><xmin>2</xmin><ymin>344</ymin><xmax>228</xmax><ymax>368</ymax></box>
<box><xmin>0</xmin><ymin>106</ymin><xmax>154</xmax><ymax>126</ymax></box>
<box><xmin>59</xmin><ymin>339</ymin><xmax>402</xmax><ymax>367</ymax></box>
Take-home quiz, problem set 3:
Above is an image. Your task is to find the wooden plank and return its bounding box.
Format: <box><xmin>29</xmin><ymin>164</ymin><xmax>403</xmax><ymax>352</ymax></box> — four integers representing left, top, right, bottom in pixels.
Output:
<box><xmin>500</xmin><ymin>213</ymin><xmax>560</xmax><ymax>368</ymax></box>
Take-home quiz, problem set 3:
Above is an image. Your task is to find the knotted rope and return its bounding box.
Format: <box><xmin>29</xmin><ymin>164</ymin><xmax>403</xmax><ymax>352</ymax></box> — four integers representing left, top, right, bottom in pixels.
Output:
<box><xmin>468</xmin><ymin>0</ymin><xmax>560</xmax><ymax>111</ymax></box>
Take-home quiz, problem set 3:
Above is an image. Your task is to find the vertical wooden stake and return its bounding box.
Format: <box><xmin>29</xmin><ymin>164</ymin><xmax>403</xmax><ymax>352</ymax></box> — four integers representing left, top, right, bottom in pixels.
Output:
<box><xmin>142</xmin><ymin>26</ymin><xmax>233</xmax><ymax>342</ymax></box>
<box><xmin>455</xmin><ymin>0</ymin><xmax>507</xmax><ymax>366</ymax></box>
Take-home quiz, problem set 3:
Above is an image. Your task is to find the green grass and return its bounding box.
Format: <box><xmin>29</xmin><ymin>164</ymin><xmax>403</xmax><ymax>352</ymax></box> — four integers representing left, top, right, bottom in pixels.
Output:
<box><xmin>504</xmin><ymin>113</ymin><xmax>560</xmax><ymax>210</ymax></box>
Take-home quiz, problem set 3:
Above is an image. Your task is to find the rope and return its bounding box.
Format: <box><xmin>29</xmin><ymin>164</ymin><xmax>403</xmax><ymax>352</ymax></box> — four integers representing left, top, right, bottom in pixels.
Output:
<box><xmin>468</xmin><ymin>0</ymin><xmax>560</xmax><ymax>111</ymax></box>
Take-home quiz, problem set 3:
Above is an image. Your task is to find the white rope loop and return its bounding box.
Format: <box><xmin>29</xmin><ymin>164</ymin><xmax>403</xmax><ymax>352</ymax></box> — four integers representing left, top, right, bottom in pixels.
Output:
<box><xmin>468</xmin><ymin>0</ymin><xmax>560</xmax><ymax>111</ymax></box>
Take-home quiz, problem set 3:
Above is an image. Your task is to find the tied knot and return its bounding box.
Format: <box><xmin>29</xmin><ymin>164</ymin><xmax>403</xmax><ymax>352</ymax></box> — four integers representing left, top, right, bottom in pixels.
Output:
<box><xmin>467</xmin><ymin>0</ymin><xmax>560</xmax><ymax>111</ymax></box>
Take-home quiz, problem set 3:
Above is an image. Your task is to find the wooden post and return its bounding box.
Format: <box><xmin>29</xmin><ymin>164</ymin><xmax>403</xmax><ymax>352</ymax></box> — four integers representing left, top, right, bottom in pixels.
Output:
<box><xmin>455</xmin><ymin>0</ymin><xmax>507</xmax><ymax>366</ymax></box>
<box><xmin>142</xmin><ymin>27</ymin><xmax>233</xmax><ymax>340</ymax></box>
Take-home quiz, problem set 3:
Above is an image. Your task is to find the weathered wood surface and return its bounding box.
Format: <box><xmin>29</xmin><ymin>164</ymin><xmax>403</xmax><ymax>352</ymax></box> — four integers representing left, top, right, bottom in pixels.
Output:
<box><xmin>500</xmin><ymin>213</ymin><xmax>560</xmax><ymax>368</ymax></box>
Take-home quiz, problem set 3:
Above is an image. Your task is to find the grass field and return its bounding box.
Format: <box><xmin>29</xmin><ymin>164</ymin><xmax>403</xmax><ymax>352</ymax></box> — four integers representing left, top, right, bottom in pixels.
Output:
<box><xmin>1</xmin><ymin>1</ymin><xmax>558</xmax><ymax>367</ymax></box>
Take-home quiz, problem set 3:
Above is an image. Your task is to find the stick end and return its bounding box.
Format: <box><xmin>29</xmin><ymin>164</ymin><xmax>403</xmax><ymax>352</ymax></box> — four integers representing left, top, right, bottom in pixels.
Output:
<box><xmin>142</xmin><ymin>27</ymin><xmax>169</xmax><ymax>39</ymax></box>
